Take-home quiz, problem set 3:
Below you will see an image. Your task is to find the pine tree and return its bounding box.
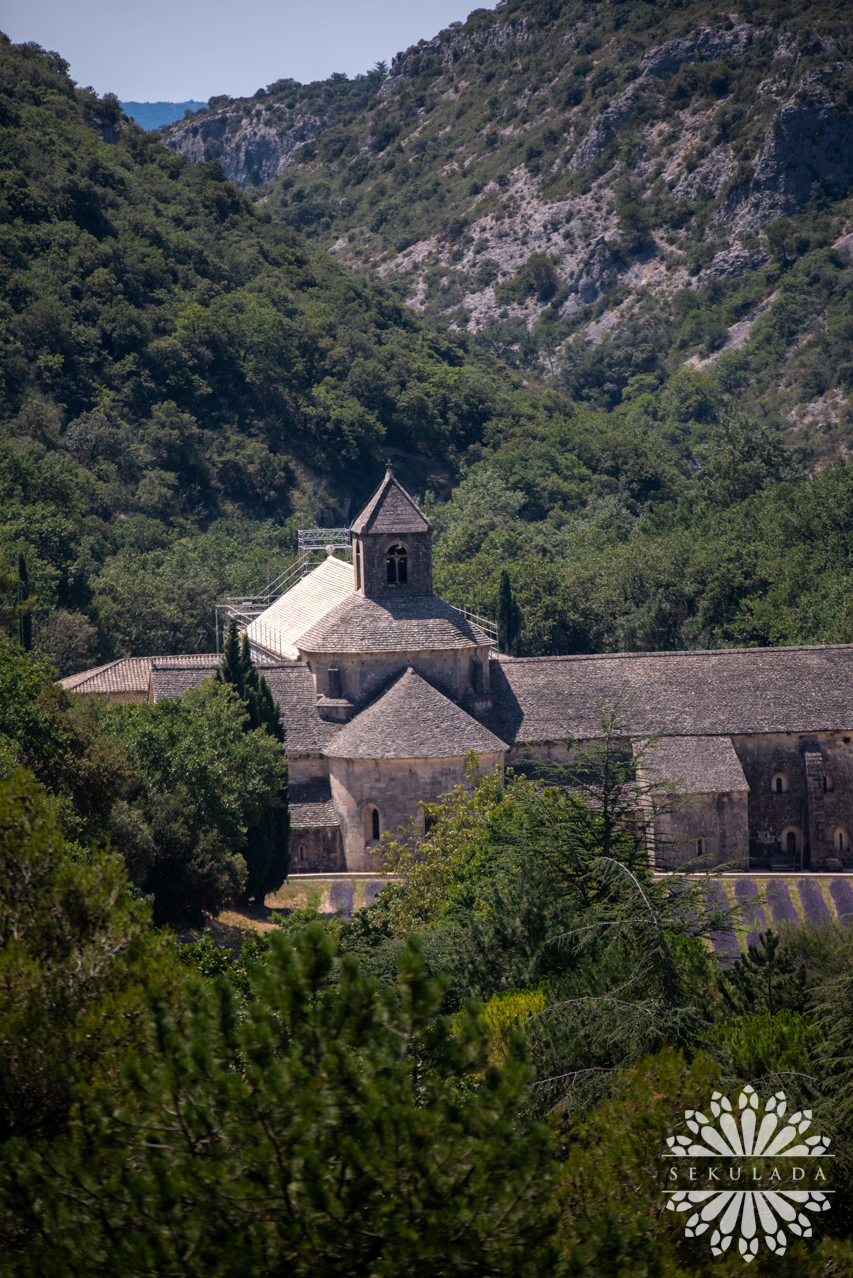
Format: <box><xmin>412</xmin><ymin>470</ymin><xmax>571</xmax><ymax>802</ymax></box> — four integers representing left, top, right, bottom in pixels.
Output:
<box><xmin>497</xmin><ymin>569</ymin><xmax>522</xmax><ymax>656</ymax></box>
<box><xmin>0</xmin><ymin>930</ymin><xmax>559</xmax><ymax>1277</ymax></box>
<box><xmin>218</xmin><ymin>621</ymin><xmax>289</xmax><ymax>903</ymax></box>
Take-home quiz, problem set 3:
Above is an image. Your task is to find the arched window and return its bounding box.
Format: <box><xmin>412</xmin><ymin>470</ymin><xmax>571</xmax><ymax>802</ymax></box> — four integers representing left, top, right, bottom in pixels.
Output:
<box><xmin>834</xmin><ymin>828</ymin><xmax>849</xmax><ymax>854</ymax></box>
<box><xmin>298</xmin><ymin>843</ymin><xmax>306</xmax><ymax>863</ymax></box>
<box><xmin>824</xmin><ymin>773</ymin><xmax>834</xmax><ymax>793</ymax></box>
<box><xmin>772</xmin><ymin>773</ymin><xmax>788</xmax><ymax>794</ymax></box>
<box><xmin>354</xmin><ymin>542</ymin><xmax>362</xmax><ymax>591</ymax></box>
<box><xmin>386</xmin><ymin>544</ymin><xmax>408</xmax><ymax>585</ymax></box>
<box><xmin>786</xmin><ymin>830</ymin><xmax>796</xmax><ymax>857</ymax></box>
<box><xmin>697</xmin><ymin>837</ymin><xmax>706</xmax><ymax>858</ymax></box>
<box><xmin>372</xmin><ymin>808</ymin><xmax>380</xmax><ymax>840</ymax></box>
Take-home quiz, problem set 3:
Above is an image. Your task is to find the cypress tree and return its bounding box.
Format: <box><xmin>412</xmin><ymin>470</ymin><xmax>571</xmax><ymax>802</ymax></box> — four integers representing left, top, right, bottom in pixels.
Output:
<box><xmin>497</xmin><ymin>569</ymin><xmax>522</xmax><ymax>656</ymax></box>
<box><xmin>17</xmin><ymin>554</ymin><xmax>32</xmax><ymax>651</ymax></box>
<box><xmin>218</xmin><ymin>621</ymin><xmax>290</xmax><ymax>903</ymax></box>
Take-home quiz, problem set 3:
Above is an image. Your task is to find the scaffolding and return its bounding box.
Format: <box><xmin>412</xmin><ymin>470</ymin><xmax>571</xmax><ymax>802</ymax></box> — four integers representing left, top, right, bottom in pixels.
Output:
<box><xmin>215</xmin><ymin>527</ymin><xmax>352</xmax><ymax>655</ymax></box>
<box><xmin>214</xmin><ymin>525</ymin><xmax>498</xmax><ymax>654</ymax></box>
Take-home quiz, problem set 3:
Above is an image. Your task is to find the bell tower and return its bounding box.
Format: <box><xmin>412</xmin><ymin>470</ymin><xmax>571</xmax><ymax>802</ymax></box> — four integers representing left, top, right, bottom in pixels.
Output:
<box><xmin>350</xmin><ymin>465</ymin><xmax>433</xmax><ymax>598</ymax></box>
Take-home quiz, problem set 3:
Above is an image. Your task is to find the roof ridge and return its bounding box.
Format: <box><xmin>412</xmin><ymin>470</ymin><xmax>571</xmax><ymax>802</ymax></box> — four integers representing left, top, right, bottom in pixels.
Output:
<box><xmin>498</xmin><ymin>642</ymin><xmax>853</xmax><ymax>664</ymax></box>
<box><xmin>350</xmin><ymin>465</ymin><xmax>431</xmax><ymax>536</ymax></box>
<box><xmin>324</xmin><ymin>666</ymin><xmax>506</xmax><ymax>760</ymax></box>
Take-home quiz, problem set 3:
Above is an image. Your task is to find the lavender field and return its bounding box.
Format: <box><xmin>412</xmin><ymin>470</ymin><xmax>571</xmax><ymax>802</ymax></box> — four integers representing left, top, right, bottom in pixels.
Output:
<box><xmin>712</xmin><ymin>875</ymin><xmax>853</xmax><ymax>952</ymax></box>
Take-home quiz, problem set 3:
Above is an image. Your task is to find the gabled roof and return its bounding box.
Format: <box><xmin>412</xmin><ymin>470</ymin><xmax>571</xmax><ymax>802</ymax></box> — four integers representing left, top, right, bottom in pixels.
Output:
<box><xmin>149</xmin><ymin>661</ymin><xmax>218</xmax><ymax>703</ymax></box>
<box><xmin>61</xmin><ymin>654</ymin><xmax>219</xmax><ymax>697</ymax></box>
<box><xmin>350</xmin><ymin>467</ymin><xmax>431</xmax><ymax>536</ymax></box>
<box><xmin>247</xmin><ymin>554</ymin><xmax>355</xmax><ymax>660</ymax></box>
<box><xmin>296</xmin><ymin>591</ymin><xmax>490</xmax><ymax>655</ymax></box>
<box><xmin>483</xmin><ymin>644</ymin><xmax>853</xmax><ymax>744</ymax></box>
<box><xmin>323</xmin><ymin>667</ymin><xmax>507</xmax><ymax>760</ymax></box>
<box><xmin>148</xmin><ymin>659</ymin><xmax>337</xmax><ymax>757</ymax></box>
<box><xmin>640</xmin><ymin>735</ymin><xmax>750</xmax><ymax>794</ymax></box>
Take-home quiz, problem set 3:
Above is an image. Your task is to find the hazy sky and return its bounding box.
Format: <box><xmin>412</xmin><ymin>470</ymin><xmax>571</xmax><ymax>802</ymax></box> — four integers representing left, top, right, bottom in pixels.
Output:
<box><xmin>2</xmin><ymin>0</ymin><xmax>477</xmax><ymax>102</ymax></box>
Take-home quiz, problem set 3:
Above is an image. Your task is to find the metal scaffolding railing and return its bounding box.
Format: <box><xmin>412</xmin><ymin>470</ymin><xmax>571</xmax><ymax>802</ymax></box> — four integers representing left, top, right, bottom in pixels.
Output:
<box><xmin>449</xmin><ymin>604</ymin><xmax>498</xmax><ymax>645</ymax></box>
<box><xmin>215</xmin><ymin>528</ymin><xmax>351</xmax><ymax>654</ymax></box>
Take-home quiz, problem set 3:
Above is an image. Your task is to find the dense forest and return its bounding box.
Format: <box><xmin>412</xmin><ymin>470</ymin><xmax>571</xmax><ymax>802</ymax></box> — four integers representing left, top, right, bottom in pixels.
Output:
<box><xmin>3</xmin><ymin>687</ymin><xmax>853</xmax><ymax>1274</ymax></box>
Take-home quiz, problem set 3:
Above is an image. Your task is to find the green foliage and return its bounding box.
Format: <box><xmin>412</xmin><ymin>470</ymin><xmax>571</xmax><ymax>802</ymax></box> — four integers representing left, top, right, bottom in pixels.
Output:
<box><xmin>217</xmin><ymin>621</ymin><xmax>289</xmax><ymax>902</ymax></box>
<box><xmin>557</xmin><ymin>1048</ymin><xmax>724</xmax><ymax>1276</ymax></box>
<box><xmin>709</xmin><ymin>1010</ymin><xmax>821</xmax><ymax>1081</ymax></box>
<box><xmin>497</xmin><ymin>568</ymin><xmax>522</xmax><ymax>655</ymax></box>
<box><xmin>0</xmin><ymin>34</ymin><xmax>536</xmax><ymax>664</ymax></box>
<box><xmin>103</xmin><ymin>680</ymin><xmax>287</xmax><ymax>926</ymax></box>
<box><xmin>718</xmin><ymin>928</ymin><xmax>809</xmax><ymax>1016</ymax></box>
<box><xmin>0</xmin><ymin>928</ymin><xmax>559</xmax><ymax>1277</ymax></box>
<box><xmin>0</xmin><ymin>768</ymin><xmax>174</xmax><ymax>1145</ymax></box>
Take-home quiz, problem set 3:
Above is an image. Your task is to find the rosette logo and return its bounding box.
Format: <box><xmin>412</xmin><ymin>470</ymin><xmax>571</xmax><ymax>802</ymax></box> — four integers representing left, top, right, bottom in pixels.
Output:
<box><xmin>663</xmin><ymin>1085</ymin><xmax>832</xmax><ymax>1262</ymax></box>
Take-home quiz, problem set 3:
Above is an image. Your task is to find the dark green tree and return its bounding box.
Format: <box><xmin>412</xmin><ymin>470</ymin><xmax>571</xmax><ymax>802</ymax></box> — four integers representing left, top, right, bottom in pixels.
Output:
<box><xmin>0</xmin><ymin>769</ymin><xmax>176</xmax><ymax>1145</ymax></box>
<box><xmin>0</xmin><ymin>928</ymin><xmax>559</xmax><ymax>1278</ymax></box>
<box><xmin>718</xmin><ymin>927</ymin><xmax>809</xmax><ymax>1016</ymax></box>
<box><xmin>497</xmin><ymin>569</ymin><xmax>522</xmax><ymax>656</ymax></box>
<box><xmin>218</xmin><ymin>620</ymin><xmax>289</xmax><ymax>902</ymax></box>
<box><xmin>16</xmin><ymin>556</ymin><xmax>32</xmax><ymax>651</ymax></box>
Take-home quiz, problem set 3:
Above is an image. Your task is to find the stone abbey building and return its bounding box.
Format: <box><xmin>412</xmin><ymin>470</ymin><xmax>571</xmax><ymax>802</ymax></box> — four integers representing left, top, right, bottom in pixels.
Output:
<box><xmin>64</xmin><ymin>468</ymin><xmax>853</xmax><ymax>875</ymax></box>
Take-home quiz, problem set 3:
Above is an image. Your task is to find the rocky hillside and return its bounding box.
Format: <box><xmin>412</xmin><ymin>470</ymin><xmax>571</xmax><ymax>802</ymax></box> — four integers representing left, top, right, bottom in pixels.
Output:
<box><xmin>162</xmin><ymin>0</ymin><xmax>853</xmax><ymax>456</ymax></box>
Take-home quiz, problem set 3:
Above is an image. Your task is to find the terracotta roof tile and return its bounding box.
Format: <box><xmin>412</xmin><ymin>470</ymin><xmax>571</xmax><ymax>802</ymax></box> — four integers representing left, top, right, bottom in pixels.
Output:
<box><xmin>297</xmin><ymin>592</ymin><xmax>489</xmax><ymax>654</ymax></box>
<box><xmin>61</xmin><ymin>654</ymin><xmax>218</xmax><ymax>697</ymax></box>
<box><xmin>324</xmin><ymin>667</ymin><xmax>507</xmax><ymax>760</ymax></box>
<box><xmin>350</xmin><ymin>469</ymin><xmax>431</xmax><ymax>536</ymax></box>
<box><xmin>484</xmin><ymin>645</ymin><xmax>853</xmax><ymax>743</ymax></box>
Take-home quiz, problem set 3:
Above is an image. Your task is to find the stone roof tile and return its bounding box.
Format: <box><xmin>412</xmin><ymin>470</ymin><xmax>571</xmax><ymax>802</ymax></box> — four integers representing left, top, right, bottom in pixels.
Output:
<box><xmin>350</xmin><ymin>468</ymin><xmax>431</xmax><ymax>536</ymax></box>
<box><xmin>640</xmin><ymin>735</ymin><xmax>749</xmax><ymax>794</ymax></box>
<box><xmin>484</xmin><ymin>645</ymin><xmax>853</xmax><ymax>743</ymax></box>
<box><xmin>324</xmin><ymin>667</ymin><xmax>507</xmax><ymax>760</ymax></box>
<box><xmin>297</xmin><ymin>592</ymin><xmax>489</xmax><ymax>654</ymax></box>
<box><xmin>247</xmin><ymin>555</ymin><xmax>354</xmax><ymax>660</ymax></box>
<box><xmin>289</xmin><ymin>778</ymin><xmax>339</xmax><ymax>828</ymax></box>
<box><xmin>149</xmin><ymin>662</ymin><xmax>218</xmax><ymax>702</ymax></box>
<box><xmin>262</xmin><ymin>664</ymin><xmax>339</xmax><ymax>755</ymax></box>
<box><xmin>61</xmin><ymin>654</ymin><xmax>218</xmax><ymax>697</ymax></box>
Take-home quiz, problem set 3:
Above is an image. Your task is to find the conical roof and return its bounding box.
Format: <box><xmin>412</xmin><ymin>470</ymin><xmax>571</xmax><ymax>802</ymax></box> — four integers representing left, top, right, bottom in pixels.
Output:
<box><xmin>323</xmin><ymin>667</ymin><xmax>507</xmax><ymax>760</ymax></box>
<box><xmin>350</xmin><ymin>466</ymin><xmax>431</xmax><ymax>536</ymax></box>
<box><xmin>296</xmin><ymin>592</ymin><xmax>490</xmax><ymax>655</ymax></box>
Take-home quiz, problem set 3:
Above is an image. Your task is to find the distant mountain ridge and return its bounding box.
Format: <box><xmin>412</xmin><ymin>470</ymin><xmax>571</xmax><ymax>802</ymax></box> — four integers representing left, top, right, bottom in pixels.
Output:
<box><xmin>121</xmin><ymin>100</ymin><xmax>206</xmax><ymax>130</ymax></box>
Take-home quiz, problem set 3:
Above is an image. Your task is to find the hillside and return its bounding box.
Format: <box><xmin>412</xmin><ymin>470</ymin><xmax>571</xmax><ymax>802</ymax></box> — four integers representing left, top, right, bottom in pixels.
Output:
<box><xmin>163</xmin><ymin>0</ymin><xmax>853</xmax><ymax>457</ymax></box>
<box><xmin>6</xmin><ymin>23</ymin><xmax>853</xmax><ymax>679</ymax></box>
<box><xmin>0</xmin><ymin>34</ymin><xmax>539</xmax><ymax>671</ymax></box>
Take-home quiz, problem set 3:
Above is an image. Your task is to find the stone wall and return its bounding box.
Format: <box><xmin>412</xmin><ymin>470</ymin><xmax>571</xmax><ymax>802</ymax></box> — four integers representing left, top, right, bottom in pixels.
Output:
<box><xmin>355</xmin><ymin>529</ymin><xmax>433</xmax><ymax>597</ymax></box>
<box><xmin>309</xmin><ymin>643</ymin><xmax>492</xmax><ymax>706</ymax></box>
<box><xmin>732</xmin><ymin>732</ymin><xmax>853</xmax><ymax>868</ymax></box>
<box><xmin>328</xmin><ymin>751</ymin><xmax>505</xmax><ymax>870</ymax></box>
<box><xmin>654</xmin><ymin>790</ymin><xmax>749</xmax><ymax>870</ymax></box>
<box><xmin>289</xmin><ymin>824</ymin><xmax>344</xmax><ymax>873</ymax></box>
<box><xmin>287</xmin><ymin>753</ymin><xmax>330</xmax><ymax>786</ymax></box>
